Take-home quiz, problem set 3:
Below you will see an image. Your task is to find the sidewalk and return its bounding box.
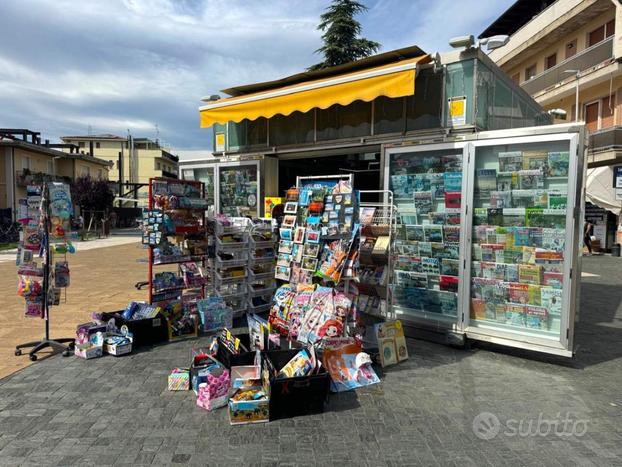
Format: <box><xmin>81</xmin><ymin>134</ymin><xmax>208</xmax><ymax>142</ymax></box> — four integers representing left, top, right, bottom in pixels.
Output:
<box><xmin>0</xmin><ymin>233</ymin><xmax>140</xmax><ymax>263</ymax></box>
<box><xmin>0</xmin><ymin>256</ymin><xmax>621</xmax><ymax>465</ymax></box>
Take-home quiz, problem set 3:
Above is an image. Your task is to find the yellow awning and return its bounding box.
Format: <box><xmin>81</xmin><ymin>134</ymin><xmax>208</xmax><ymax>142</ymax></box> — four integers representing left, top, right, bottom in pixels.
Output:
<box><xmin>199</xmin><ymin>56</ymin><xmax>428</xmax><ymax>128</ymax></box>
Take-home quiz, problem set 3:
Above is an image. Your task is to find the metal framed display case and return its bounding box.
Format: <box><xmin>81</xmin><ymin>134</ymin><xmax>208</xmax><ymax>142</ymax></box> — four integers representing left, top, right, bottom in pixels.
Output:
<box><xmin>383</xmin><ymin>123</ymin><xmax>586</xmax><ymax>357</ymax></box>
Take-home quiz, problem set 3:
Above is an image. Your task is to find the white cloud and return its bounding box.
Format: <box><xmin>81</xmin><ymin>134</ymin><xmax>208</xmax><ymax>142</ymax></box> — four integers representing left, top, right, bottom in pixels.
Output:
<box><xmin>0</xmin><ymin>0</ymin><xmax>514</xmax><ymax>152</ymax></box>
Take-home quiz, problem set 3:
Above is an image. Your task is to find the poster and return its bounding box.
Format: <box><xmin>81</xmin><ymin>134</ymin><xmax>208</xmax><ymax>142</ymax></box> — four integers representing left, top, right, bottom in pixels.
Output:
<box><xmin>448</xmin><ymin>96</ymin><xmax>466</xmax><ymax>126</ymax></box>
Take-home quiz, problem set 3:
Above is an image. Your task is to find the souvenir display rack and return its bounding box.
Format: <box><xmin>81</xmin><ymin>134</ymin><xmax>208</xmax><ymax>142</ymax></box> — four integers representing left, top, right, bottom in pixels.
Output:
<box><xmin>212</xmin><ymin>217</ymin><xmax>251</xmax><ymax>317</ymax></box>
<box><xmin>15</xmin><ymin>182</ymin><xmax>75</xmax><ymax>361</ymax></box>
<box><xmin>356</xmin><ymin>190</ymin><xmax>397</xmax><ymax>321</ymax></box>
<box><xmin>247</xmin><ymin>219</ymin><xmax>277</xmax><ymax>314</ymax></box>
<box><xmin>148</xmin><ymin>178</ymin><xmax>209</xmax><ymax>339</ymax></box>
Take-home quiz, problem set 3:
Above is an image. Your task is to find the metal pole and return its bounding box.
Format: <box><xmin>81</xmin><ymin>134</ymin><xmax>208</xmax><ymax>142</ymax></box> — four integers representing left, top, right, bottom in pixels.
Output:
<box><xmin>575</xmin><ymin>72</ymin><xmax>580</xmax><ymax>122</ymax></box>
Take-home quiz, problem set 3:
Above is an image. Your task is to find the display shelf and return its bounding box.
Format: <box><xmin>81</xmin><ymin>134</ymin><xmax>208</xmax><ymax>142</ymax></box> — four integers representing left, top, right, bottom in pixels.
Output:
<box><xmin>248</xmin><ymin>268</ymin><xmax>275</xmax><ymax>281</ymax></box>
<box><xmin>215</xmin><ymin>235</ymin><xmax>248</xmax><ymax>250</ymax></box>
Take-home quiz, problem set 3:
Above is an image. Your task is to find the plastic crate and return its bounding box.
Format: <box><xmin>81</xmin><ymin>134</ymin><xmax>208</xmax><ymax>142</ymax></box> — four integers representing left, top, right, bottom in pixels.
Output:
<box><xmin>100</xmin><ymin>311</ymin><xmax>168</xmax><ymax>348</ymax></box>
<box><xmin>247</xmin><ymin>296</ymin><xmax>272</xmax><ymax>314</ymax></box>
<box><xmin>263</xmin><ymin>348</ymin><xmax>330</xmax><ymax>420</ymax></box>
<box><xmin>217</xmin><ymin>282</ymin><xmax>247</xmax><ymax>296</ymax></box>
<box><xmin>250</xmin><ymin>236</ymin><xmax>276</xmax><ymax>249</ymax></box>
<box><xmin>215</xmin><ymin>234</ymin><xmax>248</xmax><ymax>250</ymax></box>
<box><xmin>214</xmin><ymin>217</ymin><xmax>250</xmax><ymax>236</ymax></box>
<box><xmin>248</xmin><ymin>279</ymin><xmax>277</xmax><ymax>297</ymax></box>
<box><xmin>214</xmin><ymin>269</ymin><xmax>247</xmax><ymax>285</ymax></box>
<box><xmin>215</xmin><ymin>250</ymin><xmax>248</xmax><ymax>268</ymax></box>
<box><xmin>248</xmin><ymin>268</ymin><xmax>274</xmax><ymax>281</ymax></box>
<box><xmin>216</xmin><ymin>333</ymin><xmax>253</xmax><ymax>369</ymax></box>
<box><xmin>217</xmin><ymin>291</ymin><xmax>247</xmax><ymax>314</ymax></box>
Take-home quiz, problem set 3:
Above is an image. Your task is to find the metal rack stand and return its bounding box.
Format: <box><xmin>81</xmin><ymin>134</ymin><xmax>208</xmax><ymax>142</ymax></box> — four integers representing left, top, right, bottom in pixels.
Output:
<box><xmin>15</xmin><ymin>183</ymin><xmax>74</xmax><ymax>361</ymax></box>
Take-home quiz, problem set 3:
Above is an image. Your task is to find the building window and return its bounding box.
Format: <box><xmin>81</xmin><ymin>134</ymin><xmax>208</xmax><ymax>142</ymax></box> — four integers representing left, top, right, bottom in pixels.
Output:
<box><xmin>81</xmin><ymin>165</ymin><xmax>90</xmax><ymax>177</ymax></box>
<box><xmin>21</xmin><ymin>156</ymin><xmax>31</xmax><ymax>171</ymax></box>
<box><xmin>95</xmin><ymin>142</ymin><xmax>100</xmax><ymax>149</ymax></box>
<box><xmin>47</xmin><ymin>160</ymin><xmax>54</xmax><ymax>175</ymax></box>
<box><xmin>525</xmin><ymin>64</ymin><xmax>537</xmax><ymax>81</ymax></box>
<box><xmin>606</xmin><ymin>19</ymin><xmax>615</xmax><ymax>38</ymax></box>
<box><xmin>565</xmin><ymin>39</ymin><xmax>577</xmax><ymax>59</ymax></box>
<box><xmin>78</xmin><ymin>141</ymin><xmax>85</xmax><ymax>148</ymax></box>
<box><xmin>156</xmin><ymin>162</ymin><xmax>161</xmax><ymax>170</ymax></box>
<box><xmin>588</xmin><ymin>25</ymin><xmax>606</xmax><ymax>47</ymax></box>
<box><xmin>545</xmin><ymin>53</ymin><xmax>557</xmax><ymax>70</ymax></box>
<box><xmin>97</xmin><ymin>169</ymin><xmax>103</xmax><ymax>179</ymax></box>
<box><xmin>511</xmin><ymin>73</ymin><xmax>520</xmax><ymax>84</ymax></box>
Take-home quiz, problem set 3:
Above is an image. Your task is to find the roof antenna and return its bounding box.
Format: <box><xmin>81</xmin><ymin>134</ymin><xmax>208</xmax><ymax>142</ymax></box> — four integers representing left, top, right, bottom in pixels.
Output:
<box><xmin>155</xmin><ymin>123</ymin><xmax>160</xmax><ymax>145</ymax></box>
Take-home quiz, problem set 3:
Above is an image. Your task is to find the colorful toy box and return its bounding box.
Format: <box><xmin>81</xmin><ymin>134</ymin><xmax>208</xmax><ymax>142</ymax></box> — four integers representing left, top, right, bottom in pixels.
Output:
<box><xmin>168</xmin><ymin>368</ymin><xmax>190</xmax><ymax>391</ymax></box>
<box><xmin>228</xmin><ymin>386</ymin><xmax>269</xmax><ymax>425</ymax></box>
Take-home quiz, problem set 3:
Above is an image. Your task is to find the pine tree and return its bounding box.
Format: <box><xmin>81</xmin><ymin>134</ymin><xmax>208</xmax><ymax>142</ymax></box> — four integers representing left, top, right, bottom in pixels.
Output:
<box><xmin>308</xmin><ymin>0</ymin><xmax>380</xmax><ymax>71</ymax></box>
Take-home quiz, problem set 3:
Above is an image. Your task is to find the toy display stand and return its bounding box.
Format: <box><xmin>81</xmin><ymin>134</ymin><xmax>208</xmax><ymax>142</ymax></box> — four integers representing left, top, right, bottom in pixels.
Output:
<box><xmin>15</xmin><ymin>183</ymin><xmax>74</xmax><ymax>361</ymax></box>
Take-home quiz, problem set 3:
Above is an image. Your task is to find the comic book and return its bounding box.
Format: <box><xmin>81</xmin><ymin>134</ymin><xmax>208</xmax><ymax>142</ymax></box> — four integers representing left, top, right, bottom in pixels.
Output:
<box><xmin>547</xmin><ymin>151</ymin><xmax>569</xmax><ymax>177</ymax></box>
<box><xmin>498</xmin><ymin>151</ymin><xmax>523</xmax><ymax>172</ymax></box>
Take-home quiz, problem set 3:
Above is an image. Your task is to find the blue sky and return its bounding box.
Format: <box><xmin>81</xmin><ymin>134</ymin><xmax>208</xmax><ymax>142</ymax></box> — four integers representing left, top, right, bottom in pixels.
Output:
<box><xmin>0</xmin><ymin>0</ymin><xmax>514</xmax><ymax>158</ymax></box>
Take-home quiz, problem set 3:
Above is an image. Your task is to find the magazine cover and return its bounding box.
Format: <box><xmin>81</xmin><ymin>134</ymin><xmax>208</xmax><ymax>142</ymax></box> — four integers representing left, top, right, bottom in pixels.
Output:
<box><xmin>528</xmin><ymin>284</ymin><xmax>542</xmax><ymax>306</ymax></box>
<box><xmin>441</xmin><ymin>258</ymin><xmax>460</xmax><ymax>276</ymax></box>
<box><xmin>441</xmin><ymin>154</ymin><xmax>462</xmax><ymax>172</ymax></box>
<box><xmin>497</xmin><ymin>172</ymin><xmax>519</xmax><ymax>191</ymax></box>
<box><xmin>502</xmin><ymin>208</ymin><xmax>526</xmax><ymax>227</ymax></box>
<box><xmin>547</xmin><ymin>151</ymin><xmax>569</xmax><ymax>177</ymax></box>
<box><xmin>322</xmin><ymin>340</ymin><xmax>380</xmax><ymax>391</ymax></box>
<box><xmin>519</xmin><ymin>264</ymin><xmax>542</xmax><ymax>285</ymax></box>
<box><xmin>522</xmin><ymin>150</ymin><xmax>549</xmax><ymax>171</ymax></box>
<box><xmin>444</xmin><ymin>172</ymin><xmax>462</xmax><ymax>192</ymax></box>
<box><xmin>548</xmin><ymin>190</ymin><xmax>568</xmax><ymax>209</ymax></box>
<box><xmin>405</xmin><ymin>225</ymin><xmax>425</xmax><ymax>242</ymax></box>
<box><xmin>505</xmin><ymin>264</ymin><xmax>520</xmax><ymax>282</ymax></box>
<box><xmin>481</xmin><ymin>244</ymin><xmax>505</xmax><ymax>262</ymax></box>
<box><xmin>511</xmin><ymin>189</ymin><xmax>536</xmax><ymax>208</ymax></box>
<box><xmin>542</xmin><ymin>271</ymin><xmax>564</xmax><ymax>288</ymax></box>
<box><xmin>418</xmin><ymin>241</ymin><xmax>432</xmax><ymax>257</ymax></box>
<box><xmin>502</xmin><ymin>246</ymin><xmax>524</xmax><ymax>264</ymax></box>
<box><xmin>375</xmin><ymin>320</ymin><xmax>409</xmax><ymax>363</ymax></box>
<box><xmin>525</xmin><ymin>305</ymin><xmax>548</xmax><ymax>329</ymax></box>
<box><xmin>491</xmin><ymin>190</ymin><xmax>512</xmax><ymax>209</ymax></box>
<box><xmin>439</xmin><ymin>275</ymin><xmax>459</xmax><ymax>292</ymax></box>
<box><xmin>413</xmin><ymin>174</ymin><xmax>431</xmax><ymax>192</ymax></box>
<box><xmin>421</xmin><ymin>257</ymin><xmax>440</xmax><ymax>275</ymax></box>
<box><xmin>429</xmin><ymin>212</ymin><xmax>446</xmax><ymax>225</ymax></box>
<box><xmin>475</xmin><ymin>169</ymin><xmax>497</xmax><ymax>197</ymax></box>
<box><xmin>391</xmin><ymin>175</ymin><xmax>414</xmax><ymax>198</ymax></box>
<box><xmin>471</xmin><ymin>298</ymin><xmax>487</xmax><ymax>320</ymax></box>
<box><xmin>424</xmin><ymin>225</ymin><xmax>443</xmax><ymax>243</ymax></box>
<box><xmin>444</xmin><ymin>192</ymin><xmax>461</xmax><ymax>209</ymax></box>
<box><xmin>440</xmin><ymin>291</ymin><xmax>458</xmax><ymax>316</ymax></box>
<box><xmin>509</xmin><ymin>283</ymin><xmax>529</xmax><ymax>304</ymax></box>
<box><xmin>471</xmin><ymin>261</ymin><xmax>482</xmax><ymax>278</ymax></box>
<box><xmin>474</xmin><ymin>208</ymin><xmax>488</xmax><ymax>225</ymax></box>
<box><xmin>541</xmin><ymin>286</ymin><xmax>562</xmax><ymax>316</ymax></box>
<box><xmin>535</xmin><ymin>249</ymin><xmax>564</xmax><ymax>262</ymax></box>
<box><xmin>472</xmin><ymin>277</ymin><xmax>498</xmax><ymax>300</ymax></box>
<box><xmin>429</xmin><ymin>173</ymin><xmax>445</xmax><ymax>199</ymax></box>
<box><xmin>480</xmin><ymin>262</ymin><xmax>496</xmax><ymax>280</ymax></box>
<box><xmin>443</xmin><ymin>226</ymin><xmax>461</xmax><ymax>243</ymax></box>
<box><xmin>498</xmin><ymin>151</ymin><xmax>523</xmax><ymax>172</ymax></box>
<box><xmin>519</xmin><ymin>170</ymin><xmax>545</xmax><ymax>190</ymax></box>
<box><xmin>526</xmin><ymin>208</ymin><xmax>545</xmax><ymax>227</ymax></box>
<box><xmin>487</xmin><ymin>208</ymin><xmax>504</xmax><ymax>226</ymax></box>
<box><xmin>414</xmin><ymin>191</ymin><xmax>433</xmax><ymax>214</ymax></box>
<box><xmin>505</xmin><ymin>304</ymin><xmax>526</xmax><ymax>327</ymax></box>
<box><xmin>533</xmin><ymin>190</ymin><xmax>548</xmax><ymax>208</ymax></box>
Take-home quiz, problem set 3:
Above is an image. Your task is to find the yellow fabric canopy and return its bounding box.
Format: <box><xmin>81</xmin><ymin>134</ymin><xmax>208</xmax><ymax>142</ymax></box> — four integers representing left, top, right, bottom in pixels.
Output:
<box><xmin>199</xmin><ymin>56</ymin><xmax>427</xmax><ymax>128</ymax></box>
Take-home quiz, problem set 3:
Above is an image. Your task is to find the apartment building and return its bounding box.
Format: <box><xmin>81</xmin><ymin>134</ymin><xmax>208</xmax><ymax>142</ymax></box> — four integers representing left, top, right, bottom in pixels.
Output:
<box><xmin>60</xmin><ymin>134</ymin><xmax>179</xmax><ymax>205</ymax></box>
<box><xmin>481</xmin><ymin>0</ymin><xmax>621</xmax><ymax>167</ymax></box>
<box><xmin>0</xmin><ymin>129</ymin><xmax>111</xmax><ymax>217</ymax></box>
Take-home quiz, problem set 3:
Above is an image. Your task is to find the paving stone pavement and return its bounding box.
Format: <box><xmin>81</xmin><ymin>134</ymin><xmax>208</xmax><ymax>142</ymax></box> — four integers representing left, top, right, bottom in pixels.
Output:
<box><xmin>2</xmin><ymin>256</ymin><xmax>622</xmax><ymax>466</ymax></box>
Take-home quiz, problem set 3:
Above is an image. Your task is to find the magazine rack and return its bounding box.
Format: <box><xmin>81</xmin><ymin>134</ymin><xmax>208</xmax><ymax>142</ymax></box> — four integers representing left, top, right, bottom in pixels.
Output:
<box><xmin>15</xmin><ymin>182</ymin><xmax>75</xmax><ymax>361</ymax></box>
<box><xmin>356</xmin><ymin>190</ymin><xmax>397</xmax><ymax>321</ymax></box>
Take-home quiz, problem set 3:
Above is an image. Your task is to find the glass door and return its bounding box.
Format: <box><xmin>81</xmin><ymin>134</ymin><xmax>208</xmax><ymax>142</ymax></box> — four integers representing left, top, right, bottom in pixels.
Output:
<box><xmin>217</xmin><ymin>162</ymin><xmax>260</xmax><ymax>217</ymax></box>
<box><xmin>384</xmin><ymin>143</ymin><xmax>469</xmax><ymax>331</ymax></box>
<box><xmin>464</xmin><ymin>133</ymin><xmax>580</xmax><ymax>355</ymax></box>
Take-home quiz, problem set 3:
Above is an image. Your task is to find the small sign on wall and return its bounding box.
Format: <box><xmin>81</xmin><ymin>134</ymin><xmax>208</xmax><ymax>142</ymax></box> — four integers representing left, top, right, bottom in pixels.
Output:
<box><xmin>448</xmin><ymin>96</ymin><xmax>466</xmax><ymax>126</ymax></box>
<box><xmin>614</xmin><ymin>166</ymin><xmax>622</xmax><ymax>189</ymax></box>
<box><xmin>215</xmin><ymin>132</ymin><xmax>226</xmax><ymax>152</ymax></box>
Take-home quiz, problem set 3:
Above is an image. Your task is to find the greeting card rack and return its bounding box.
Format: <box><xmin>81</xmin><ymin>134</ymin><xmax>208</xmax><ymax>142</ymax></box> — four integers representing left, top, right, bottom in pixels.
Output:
<box><xmin>147</xmin><ymin>177</ymin><xmax>209</xmax><ymax>309</ymax></box>
<box><xmin>15</xmin><ymin>182</ymin><xmax>75</xmax><ymax>361</ymax></box>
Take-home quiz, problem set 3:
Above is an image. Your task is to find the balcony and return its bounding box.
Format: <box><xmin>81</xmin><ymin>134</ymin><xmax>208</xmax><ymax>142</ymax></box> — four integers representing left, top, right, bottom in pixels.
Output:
<box><xmin>521</xmin><ymin>36</ymin><xmax>614</xmax><ymax>96</ymax></box>
<box><xmin>15</xmin><ymin>170</ymin><xmax>71</xmax><ymax>187</ymax></box>
<box><xmin>161</xmin><ymin>170</ymin><xmax>178</xmax><ymax>179</ymax></box>
<box><xmin>588</xmin><ymin>126</ymin><xmax>622</xmax><ymax>155</ymax></box>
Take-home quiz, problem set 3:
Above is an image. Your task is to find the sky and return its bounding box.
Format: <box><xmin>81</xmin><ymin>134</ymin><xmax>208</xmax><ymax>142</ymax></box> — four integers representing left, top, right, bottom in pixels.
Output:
<box><xmin>0</xmin><ymin>0</ymin><xmax>515</xmax><ymax>159</ymax></box>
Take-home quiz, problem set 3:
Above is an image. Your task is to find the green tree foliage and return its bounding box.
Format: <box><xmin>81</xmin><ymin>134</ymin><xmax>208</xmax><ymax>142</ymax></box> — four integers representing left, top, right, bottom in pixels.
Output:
<box><xmin>308</xmin><ymin>0</ymin><xmax>380</xmax><ymax>71</ymax></box>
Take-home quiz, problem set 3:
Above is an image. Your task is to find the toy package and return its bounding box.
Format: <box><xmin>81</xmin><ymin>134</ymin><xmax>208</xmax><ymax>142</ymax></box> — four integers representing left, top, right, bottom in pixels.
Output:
<box><xmin>322</xmin><ymin>338</ymin><xmax>380</xmax><ymax>392</ymax></box>
<box><xmin>196</xmin><ymin>366</ymin><xmax>230</xmax><ymax>411</ymax></box>
<box><xmin>277</xmin><ymin>347</ymin><xmax>316</xmax><ymax>378</ymax></box>
<box><xmin>54</xmin><ymin>261</ymin><xmax>70</xmax><ymax>288</ymax></box>
<box><xmin>168</xmin><ymin>368</ymin><xmax>190</xmax><ymax>391</ymax></box>
<box><xmin>48</xmin><ymin>183</ymin><xmax>73</xmax><ymax>241</ymax></box>
<box><xmin>196</xmin><ymin>296</ymin><xmax>233</xmax><ymax>333</ymax></box>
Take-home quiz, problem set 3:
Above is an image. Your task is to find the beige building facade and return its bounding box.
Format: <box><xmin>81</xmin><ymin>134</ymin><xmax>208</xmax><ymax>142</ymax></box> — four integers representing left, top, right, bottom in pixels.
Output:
<box><xmin>482</xmin><ymin>0</ymin><xmax>622</xmax><ymax>166</ymax></box>
<box><xmin>0</xmin><ymin>130</ymin><xmax>111</xmax><ymax>217</ymax></box>
<box><xmin>60</xmin><ymin>134</ymin><xmax>179</xmax><ymax>205</ymax></box>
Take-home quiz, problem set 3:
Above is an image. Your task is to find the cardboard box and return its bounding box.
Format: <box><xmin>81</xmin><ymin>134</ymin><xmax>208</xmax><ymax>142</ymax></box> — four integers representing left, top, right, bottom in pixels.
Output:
<box><xmin>228</xmin><ymin>387</ymin><xmax>269</xmax><ymax>425</ymax></box>
<box><xmin>230</xmin><ymin>352</ymin><xmax>261</xmax><ymax>389</ymax></box>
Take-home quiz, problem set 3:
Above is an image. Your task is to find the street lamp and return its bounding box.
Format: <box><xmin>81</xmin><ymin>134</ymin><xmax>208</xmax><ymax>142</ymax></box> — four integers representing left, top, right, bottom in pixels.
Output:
<box><xmin>563</xmin><ymin>69</ymin><xmax>580</xmax><ymax>122</ymax></box>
